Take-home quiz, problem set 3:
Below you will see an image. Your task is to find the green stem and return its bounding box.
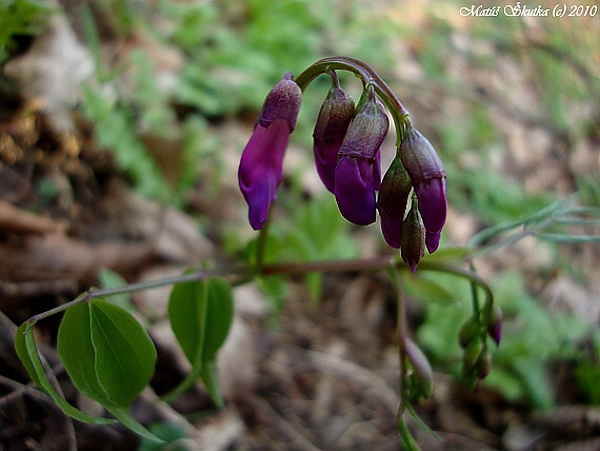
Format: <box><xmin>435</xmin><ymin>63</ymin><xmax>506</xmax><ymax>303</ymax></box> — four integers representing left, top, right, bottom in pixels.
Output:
<box><xmin>294</xmin><ymin>56</ymin><xmax>411</xmax><ymax>146</ymax></box>
<box><xmin>413</xmin><ymin>259</ymin><xmax>494</xmax><ymax>318</ymax></box>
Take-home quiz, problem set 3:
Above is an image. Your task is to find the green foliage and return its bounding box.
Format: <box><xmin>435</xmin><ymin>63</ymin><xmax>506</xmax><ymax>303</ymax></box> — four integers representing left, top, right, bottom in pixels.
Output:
<box><xmin>80</xmin><ymin>83</ymin><xmax>169</xmax><ymax>199</ymax></box>
<box><xmin>140</xmin><ymin>423</ymin><xmax>190</xmax><ymax>451</ymax></box>
<box><xmin>166</xmin><ymin>276</ymin><xmax>234</xmax><ymax>407</ymax></box>
<box><xmin>61</xmin><ymin>299</ymin><xmax>154</xmax><ymax>405</ymax></box>
<box><xmin>0</xmin><ymin>0</ymin><xmax>52</xmax><ymax>63</ymax></box>
<box><xmin>15</xmin><ymin>274</ymin><xmax>235</xmax><ymax>441</ymax></box>
<box><xmin>14</xmin><ymin>322</ymin><xmax>116</xmax><ymax>426</ymax></box>
<box><xmin>246</xmin><ymin>194</ymin><xmax>359</xmax><ymax>309</ymax></box>
<box><xmin>416</xmin><ymin>269</ymin><xmax>592</xmax><ymax>409</ymax></box>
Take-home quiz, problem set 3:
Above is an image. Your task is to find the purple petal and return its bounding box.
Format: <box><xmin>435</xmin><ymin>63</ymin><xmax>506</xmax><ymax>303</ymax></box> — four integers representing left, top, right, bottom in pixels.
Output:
<box><xmin>425</xmin><ymin>231</ymin><xmax>441</xmax><ymax>254</ymax></box>
<box><xmin>314</xmin><ymin>136</ymin><xmax>343</xmax><ymax>193</ymax></box>
<box><xmin>380</xmin><ymin>210</ymin><xmax>403</xmax><ymax>249</ymax></box>
<box><xmin>334</xmin><ymin>156</ymin><xmax>376</xmax><ymax>226</ymax></box>
<box><xmin>372</xmin><ymin>151</ymin><xmax>382</xmax><ymax>191</ymax></box>
<box><xmin>238</xmin><ymin>121</ymin><xmax>290</xmax><ymax>230</ymax></box>
<box><xmin>416</xmin><ymin>177</ymin><xmax>447</xmax><ymax>239</ymax></box>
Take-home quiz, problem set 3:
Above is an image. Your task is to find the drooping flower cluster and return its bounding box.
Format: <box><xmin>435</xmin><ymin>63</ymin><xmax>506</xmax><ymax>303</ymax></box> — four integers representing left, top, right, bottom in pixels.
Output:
<box><xmin>238</xmin><ymin>66</ymin><xmax>447</xmax><ymax>271</ymax></box>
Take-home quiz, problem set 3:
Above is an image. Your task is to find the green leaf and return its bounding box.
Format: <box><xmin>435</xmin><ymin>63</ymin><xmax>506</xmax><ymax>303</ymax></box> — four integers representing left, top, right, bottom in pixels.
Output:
<box><xmin>166</xmin><ymin>276</ymin><xmax>234</xmax><ymax>406</ymax></box>
<box><xmin>402</xmin><ymin>271</ymin><xmax>456</xmax><ymax>305</ymax></box>
<box><xmin>107</xmin><ymin>406</ymin><xmax>164</xmax><ymax>444</ymax></box>
<box><xmin>98</xmin><ymin>268</ymin><xmax>135</xmax><ymax>312</ymax></box>
<box><xmin>167</xmin><ymin>278</ymin><xmax>207</xmax><ymax>365</ymax></box>
<box><xmin>57</xmin><ymin>299</ymin><xmax>157</xmax><ymax>408</ymax></box>
<box><xmin>14</xmin><ymin>322</ymin><xmax>114</xmax><ymax>425</ymax></box>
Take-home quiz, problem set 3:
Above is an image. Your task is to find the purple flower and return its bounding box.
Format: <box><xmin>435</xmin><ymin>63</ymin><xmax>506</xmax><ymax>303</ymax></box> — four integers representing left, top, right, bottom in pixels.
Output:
<box><xmin>238</xmin><ymin>73</ymin><xmax>302</xmax><ymax>230</ymax></box>
<box><xmin>377</xmin><ymin>157</ymin><xmax>412</xmax><ymax>249</ymax></box>
<box><xmin>487</xmin><ymin>306</ymin><xmax>503</xmax><ymax>346</ymax></box>
<box><xmin>400</xmin><ymin>128</ymin><xmax>447</xmax><ymax>253</ymax></box>
<box><xmin>334</xmin><ymin>86</ymin><xmax>388</xmax><ymax>225</ymax></box>
<box><xmin>313</xmin><ymin>73</ymin><xmax>355</xmax><ymax>193</ymax></box>
<box><xmin>334</xmin><ymin>156</ymin><xmax>378</xmax><ymax>225</ymax></box>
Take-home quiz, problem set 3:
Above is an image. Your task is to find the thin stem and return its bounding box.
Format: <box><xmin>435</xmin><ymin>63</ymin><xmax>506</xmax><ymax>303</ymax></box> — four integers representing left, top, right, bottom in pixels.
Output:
<box><xmin>261</xmin><ymin>255</ymin><xmax>394</xmax><ymax>276</ymax></box>
<box><xmin>28</xmin><ymin>265</ymin><xmax>250</xmax><ymax>323</ymax></box>
<box><xmin>395</xmin><ymin>271</ymin><xmax>408</xmax><ymax>419</ymax></box>
<box><xmin>414</xmin><ymin>259</ymin><xmax>494</xmax><ymax>317</ymax></box>
<box><xmin>294</xmin><ymin>56</ymin><xmax>411</xmax><ymax>146</ymax></box>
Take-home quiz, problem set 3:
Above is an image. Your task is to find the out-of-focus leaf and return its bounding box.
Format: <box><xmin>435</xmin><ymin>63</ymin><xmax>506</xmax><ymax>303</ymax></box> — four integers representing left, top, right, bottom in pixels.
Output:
<box><xmin>402</xmin><ymin>271</ymin><xmax>455</xmax><ymax>305</ymax></box>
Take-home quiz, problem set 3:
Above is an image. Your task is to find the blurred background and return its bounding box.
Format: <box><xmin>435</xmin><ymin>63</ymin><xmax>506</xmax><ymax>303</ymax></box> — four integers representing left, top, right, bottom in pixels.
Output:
<box><xmin>1</xmin><ymin>0</ymin><xmax>599</xmax><ymax>449</ymax></box>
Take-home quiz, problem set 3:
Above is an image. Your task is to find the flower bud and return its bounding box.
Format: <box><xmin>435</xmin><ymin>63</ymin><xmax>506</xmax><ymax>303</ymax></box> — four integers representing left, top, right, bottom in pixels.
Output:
<box><xmin>377</xmin><ymin>157</ymin><xmax>412</xmax><ymax>249</ymax></box>
<box><xmin>400</xmin><ymin>128</ymin><xmax>446</xmax><ymax>253</ymax></box>
<box><xmin>458</xmin><ymin>317</ymin><xmax>480</xmax><ymax>349</ymax></box>
<box><xmin>463</xmin><ymin>337</ymin><xmax>484</xmax><ymax>372</ymax></box>
<box><xmin>400</xmin><ymin>199</ymin><xmax>425</xmax><ymax>272</ymax></box>
<box><xmin>313</xmin><ymin>75</ymin><xmax>355</xmax><ymax>193</ymax></box>
<box><xmin>334</xmin><ymin>86</ymin><xmax>388</xmax><ymax>226</ymax></box>
<box><xmin>487</xmin><ymin>306</ymin><xmax>503</xmax><ymax>347</ymax></box>
<box><xmin>476</xmin><ymin>352</ymin><xmax>492</xmax><ymax>380</ymax></box>
<box><xmin>259</xmin><ymin>73</ymin><xmax>302</xmax><ymax>131</ymax></box>
<box><xmin>405</xmin><ymin>338</ymin><xmax>434</xmax><ymax>400</ymax></box>
<box><xmin>238</xmin><ymin>73</ymin><xmax>302</xmax><ymax>230</ymax></box>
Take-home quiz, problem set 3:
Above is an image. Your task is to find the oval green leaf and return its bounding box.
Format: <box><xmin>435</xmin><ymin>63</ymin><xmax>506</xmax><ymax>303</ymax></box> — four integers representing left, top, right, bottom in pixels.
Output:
<box><xmin>166</xmin><ymin>276</ymin><xmax>234</xmax><ymax>405</ymax></box>
<box><xmin>57</xmin><ymin>299</ymin><xmax>157</xmax><ymax>408</ymax></box>
<box><xmin>14</xmin><ymin>322</ymin><xmax>115</xmax><ymax>425</ymax></box>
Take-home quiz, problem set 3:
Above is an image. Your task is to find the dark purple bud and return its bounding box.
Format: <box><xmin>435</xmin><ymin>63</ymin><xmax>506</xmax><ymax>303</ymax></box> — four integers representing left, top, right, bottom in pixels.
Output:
<box><xmin>377</xmin><ymin>157</ymin><xmax>412</xmax><ymax>249</ymax></box>
<box><xmin>400</xmin><ymin>200</ymin><xmax>425</xmax><ymax>272</ymax></box>
<box><xmin>313</xmin><ymin>74</ymin><xmax>355</xmax><ymax>193</ymax></box>
<box><xmin>334</xmin><ymin>156</ymin><xmax>377</xmax><ymax>225</ymax></box>
<box><xmin>238</xmin><ymin>73</ymin><xmax>302</xmax><ymax>230</ymax></box>
<box><xmin>258</xmin><ymin>72</ymin><xmax>302</xmax><ymax>131</ymax></box>
<box><xmin>334</xmin><ymin>86</ymin><xmax>388</xmax><ymax>226</ymax></box>
<box><xmin>487</xmin><ymin>306</ymin><xmax>503</xmax><ymax>346</ymax></box>
<box><xmin>400</xmin><ymin>128</ymin><xmax>447</xmax><ymax>253</ymax></box>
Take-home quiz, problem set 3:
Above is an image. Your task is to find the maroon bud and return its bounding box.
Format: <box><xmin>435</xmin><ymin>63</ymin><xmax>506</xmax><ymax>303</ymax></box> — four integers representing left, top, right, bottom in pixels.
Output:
<box><xmin>334</xmin><ymin>85</ymin><xmax>388</xmax><ymax>226</ymax></box>
<box><xmin>400</xmin><ymin>128</ymin><xmax>446</xmax><ymax>253</ymax></box>
<box><xmin>487</xmin><ymin>306</ymin><xmax>503</xmax><ymax>346</ymax></box>
<box><xmin>400</xmin><ymin>199</ymin><xmax>425</xmax><ymax>272</ymax></box>
<box><xmin>377</xmin><ymin>157</ymin><xmax>412</xmax><ymax>249</ymax></box>
<box><xmin>313</xmin><ymin>73</ymin><xmax>355</xmax><ymax>193</ymax></box>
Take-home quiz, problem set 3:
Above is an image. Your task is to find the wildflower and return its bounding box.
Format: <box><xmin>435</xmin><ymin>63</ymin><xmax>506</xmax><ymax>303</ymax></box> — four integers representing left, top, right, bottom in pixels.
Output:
<box><xmin>400</xmin><ymin>128</ymin><xmax>446</xmax><ymax>253</ymax></box>
<box><xmin>487</xmin><ymin>306</ymin><xmax>503</xmax><ymax>346</ymax></box>
<box><xmin>238</xmin><ymin>73</ymin><xmax>302</xmax><ymax>230</ymax></box>
<box><xmin>313</xmin><ymin>72</ymin><xmax>355</xmax><ymax>193</ymax></box>
<box><xmin>334</xmin><ymin>86</ymin><xmax>388</xmax><ymax>225</ymax></box>
<box><xmin>400</xmin><ymin>199</ymin><xmax>426</xmax><ymax>272</ymax></box>
<box><xmin>377</xmin><ymin>157</ymin><xmax>413</xmax><ymax>248</ymax></box>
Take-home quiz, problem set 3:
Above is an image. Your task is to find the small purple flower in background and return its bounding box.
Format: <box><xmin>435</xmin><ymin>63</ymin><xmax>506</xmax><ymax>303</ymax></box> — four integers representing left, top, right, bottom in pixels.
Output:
<box><xmin>334</xmin><ymin>86</ymin><xmax>388</xmax><ymax>226</ymax></box>
<box><xmin>313</xmin><ymin>72</ymin><xmax>356</xmax><ymax>193</ymax></box>
<box><xmin>238</xmin><ymin>73</ymin><xmax>302</xmax><ymax>230</ymax></box>
<box><xmin>400</xmin><ymin>128</ymin><xmax>447</xmax><ymax>253</ymax></box>
<box><xmin>487</xmin><ymin>306</ymin><xmax>503</xmax><ymax>346</ymax></box>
